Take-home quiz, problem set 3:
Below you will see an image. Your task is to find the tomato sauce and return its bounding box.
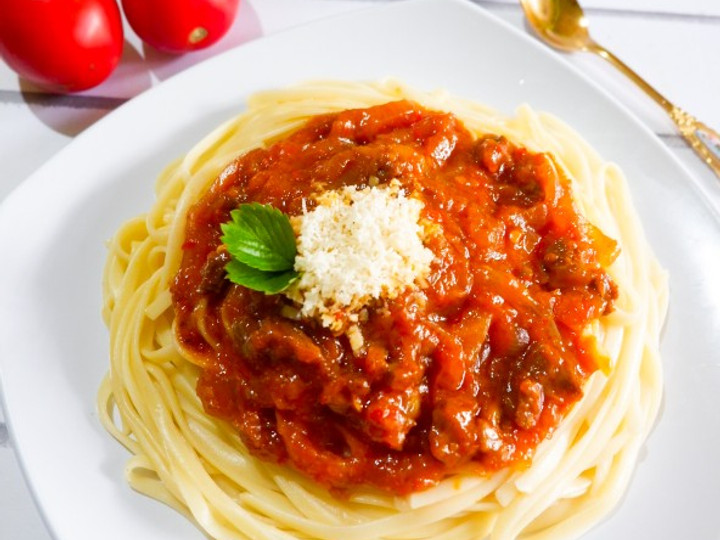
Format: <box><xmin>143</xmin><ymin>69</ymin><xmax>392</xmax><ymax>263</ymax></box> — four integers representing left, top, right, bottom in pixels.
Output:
<box><xmin>171</xmin><ymin>101</ymin><xmax>618</xmax><ymax>495</ymax></box>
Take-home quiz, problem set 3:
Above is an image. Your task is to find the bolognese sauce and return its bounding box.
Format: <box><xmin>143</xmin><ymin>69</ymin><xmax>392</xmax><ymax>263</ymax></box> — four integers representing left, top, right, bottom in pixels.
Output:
<box><xmin>171</xmin><ymin>100</ymin><xmax>618</xmax><ymax>495</ymax></box>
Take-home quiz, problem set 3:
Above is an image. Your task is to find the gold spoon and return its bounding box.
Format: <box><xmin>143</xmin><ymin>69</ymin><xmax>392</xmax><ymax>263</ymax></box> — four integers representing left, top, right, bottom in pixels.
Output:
<box><xmin>520</xmin><ymin>0</ymin><xmax>720</xmax><ymax>178</ymax></box>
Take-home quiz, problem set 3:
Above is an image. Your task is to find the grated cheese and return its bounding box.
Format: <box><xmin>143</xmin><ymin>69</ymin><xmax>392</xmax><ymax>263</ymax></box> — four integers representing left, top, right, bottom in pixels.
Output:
<box><xmin>286</xmin><ymin>182</ymin><xmax>434</xmax><ymax>334</ymax></box>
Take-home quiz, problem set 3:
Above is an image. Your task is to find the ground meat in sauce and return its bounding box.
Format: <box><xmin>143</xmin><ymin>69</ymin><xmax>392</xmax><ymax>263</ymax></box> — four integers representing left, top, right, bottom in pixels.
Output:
<box><xmin>171</xmin><ymin>100</ymin><xmax>619</xmax><ymax>495</ymax></box>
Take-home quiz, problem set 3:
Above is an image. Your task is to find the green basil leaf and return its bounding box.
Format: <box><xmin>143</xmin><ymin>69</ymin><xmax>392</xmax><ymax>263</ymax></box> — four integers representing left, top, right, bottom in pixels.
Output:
<box><xmin>220</xmin><ymin>203</ymin><xmax>297</xmax><ymax>272</ymax></box>
<box><xmin>225</xmin><ymin>259</ymin><xmax>299</xmax><ymax>294</ymax></box>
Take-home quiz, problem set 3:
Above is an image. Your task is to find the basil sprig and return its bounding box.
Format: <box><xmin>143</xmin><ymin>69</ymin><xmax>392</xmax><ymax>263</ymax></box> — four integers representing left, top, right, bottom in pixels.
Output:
<box><xmin>220</xmin><ymin>203</ymin><xmax>299</xmax><ymax>293</ymax></box>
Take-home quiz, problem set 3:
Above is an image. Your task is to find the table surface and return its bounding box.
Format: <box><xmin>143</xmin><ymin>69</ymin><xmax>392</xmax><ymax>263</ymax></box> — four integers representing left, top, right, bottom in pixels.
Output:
<box><xmin>1</xmin><ymin>0</ymin><xmax>718</xmax><ymax>538</ymax></box>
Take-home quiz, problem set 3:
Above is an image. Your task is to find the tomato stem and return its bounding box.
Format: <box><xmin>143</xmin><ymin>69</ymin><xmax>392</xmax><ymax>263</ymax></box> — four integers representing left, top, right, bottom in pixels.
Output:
<box><xmin>189</xmin><ymin>27</ymin><xmax>209</xmax><ymax>45</ymax></box>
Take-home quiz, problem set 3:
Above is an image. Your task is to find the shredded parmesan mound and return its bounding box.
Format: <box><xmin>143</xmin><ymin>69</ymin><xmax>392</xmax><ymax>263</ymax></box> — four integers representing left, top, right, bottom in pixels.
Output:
<box><xmin>286</xmin><ymin>182</ymin><xmax>434</xmax><ymax>333</ymax></box>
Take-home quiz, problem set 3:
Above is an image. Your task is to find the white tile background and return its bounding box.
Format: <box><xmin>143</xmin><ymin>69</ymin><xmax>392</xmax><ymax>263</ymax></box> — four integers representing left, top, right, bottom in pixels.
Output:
<box><xmin>1</xmin><ymin>0</ymin><xmax>718</xmax><ymax>538</ymax></box>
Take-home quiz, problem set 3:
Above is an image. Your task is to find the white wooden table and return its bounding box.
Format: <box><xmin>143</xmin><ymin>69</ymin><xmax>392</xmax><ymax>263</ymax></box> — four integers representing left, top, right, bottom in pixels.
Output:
<box><xmin>1</xmin><ymin>0</ymin><xmax>718</xmax><ymax>537</ymax></box>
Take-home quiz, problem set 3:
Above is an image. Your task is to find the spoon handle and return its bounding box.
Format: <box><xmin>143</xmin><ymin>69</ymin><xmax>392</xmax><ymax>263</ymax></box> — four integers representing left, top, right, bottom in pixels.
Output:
<box><xmin>669</xmin><ymin>110</ymin><xmax>720</xmax><ymax>179</ymax></box>
<box><xmin>590</xmin><ymin>42</ymin><xmax>720</xmax><ymax>178</ymax></box>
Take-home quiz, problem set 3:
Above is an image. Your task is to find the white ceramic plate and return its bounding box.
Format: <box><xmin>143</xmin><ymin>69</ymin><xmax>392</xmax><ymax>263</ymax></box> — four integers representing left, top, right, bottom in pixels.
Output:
<box><xmin>1</xmin><ymin>0</ymin><xmax>719</xmax><ymax>538</ymax></box>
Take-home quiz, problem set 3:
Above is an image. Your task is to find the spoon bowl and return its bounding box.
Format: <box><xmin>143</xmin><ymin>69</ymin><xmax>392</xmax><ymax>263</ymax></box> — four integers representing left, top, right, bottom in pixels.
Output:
<box><xmin>520</xmin><ymin>0</ymin><xmax>593</xmax><ymax>52</ymax></box>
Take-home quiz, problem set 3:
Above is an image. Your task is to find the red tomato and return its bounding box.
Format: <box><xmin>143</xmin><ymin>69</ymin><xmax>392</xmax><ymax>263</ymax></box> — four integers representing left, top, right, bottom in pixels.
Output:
<box><xmin>122</xmin><ymin>0</ymin><xmax>240</xmax><ymax>54</ymax></box>
<box><xmin>0</xmin><ymin>0</ymin><xmax>124</xmax><ymax>92</ymax></box>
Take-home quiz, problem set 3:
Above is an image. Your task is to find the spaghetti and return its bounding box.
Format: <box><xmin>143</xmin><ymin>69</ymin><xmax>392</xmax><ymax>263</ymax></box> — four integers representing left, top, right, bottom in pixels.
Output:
<box><xmin>99</xmin><ymin>80</ymin><xmax>668</xmax><ymax>540</ymax></box>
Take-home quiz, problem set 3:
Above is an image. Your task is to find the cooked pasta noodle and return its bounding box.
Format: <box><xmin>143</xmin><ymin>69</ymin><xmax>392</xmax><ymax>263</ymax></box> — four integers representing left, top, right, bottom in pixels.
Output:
<box><xmin>99</xmin><ymin>79</ymin><xmax>667</xmax><ymax>540</ymax></box>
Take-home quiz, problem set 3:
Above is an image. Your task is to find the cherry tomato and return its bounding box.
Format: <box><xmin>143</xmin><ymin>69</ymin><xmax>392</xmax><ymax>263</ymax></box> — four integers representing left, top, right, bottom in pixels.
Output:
<box><xmin>122</xmin><ymin>0</ymin><xmax>240</xmax><ymax>54</ymax></box>
<box><xmin>0</xmin><ymin>0</ymin><xmax>124</xmax><ymax>92</ymax></box>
